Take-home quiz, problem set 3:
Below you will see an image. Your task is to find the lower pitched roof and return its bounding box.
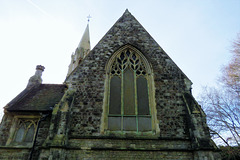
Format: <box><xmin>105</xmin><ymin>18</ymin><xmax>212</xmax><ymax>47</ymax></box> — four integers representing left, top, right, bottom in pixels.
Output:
<box><xmin>5</xmin><ymin>84</ymin><xmax>67</xmax><ymax>112</ymax></box>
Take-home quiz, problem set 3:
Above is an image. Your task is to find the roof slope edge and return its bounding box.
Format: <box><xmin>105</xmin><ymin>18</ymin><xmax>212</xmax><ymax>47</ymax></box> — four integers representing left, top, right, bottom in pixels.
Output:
<box><xmin>66</xmin><ymin>9</ymin><xmax>192</xmax><ymax>84</ymax></box>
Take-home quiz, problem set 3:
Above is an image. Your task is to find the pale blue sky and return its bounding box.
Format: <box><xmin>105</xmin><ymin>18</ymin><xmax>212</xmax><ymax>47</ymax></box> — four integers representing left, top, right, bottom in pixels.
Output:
<box><xmin>0</xmin><ymin>0</ymin><xmax>239</xmax><ymax>116</ymax></box>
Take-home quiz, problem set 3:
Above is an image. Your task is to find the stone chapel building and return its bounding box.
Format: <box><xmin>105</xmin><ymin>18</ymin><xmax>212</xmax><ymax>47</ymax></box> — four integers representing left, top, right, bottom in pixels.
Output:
<box><xmin>0</xmin><ymin>10</ymin><xmax>220</xmax><ymax>160</ymax></box>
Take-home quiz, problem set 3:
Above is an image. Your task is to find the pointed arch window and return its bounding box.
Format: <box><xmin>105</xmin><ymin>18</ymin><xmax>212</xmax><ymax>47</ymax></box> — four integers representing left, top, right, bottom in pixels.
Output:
<box><xmin>107</xmin><ymin>48</ymin><xmax>153</xmax><ymax>132</ymax></box>
<box><xmin>6</xmin><ymin>116</ymin><xmax>39</xmax><ymax>146</ymax></box>
<box><xmin>13</xmin><ymin>119</ymin><xmax>37</xmax><ymax>143</ymax></box>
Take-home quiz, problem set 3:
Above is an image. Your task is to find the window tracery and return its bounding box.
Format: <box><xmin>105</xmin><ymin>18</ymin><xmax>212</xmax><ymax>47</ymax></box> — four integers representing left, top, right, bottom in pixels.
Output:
<box><xmin>6</xmin><ymin>116</ymin><xmax>39</xmax><ymax>146</ymax></box>
<box><xmin>13</xmin><ymin>119</ymin><xmax>38</xmax><ymax>143</ymax></box>
<box><xmin>107</xmin><ymin>48</ymin><xmax>152</xmax><ymax>132</ymax></box>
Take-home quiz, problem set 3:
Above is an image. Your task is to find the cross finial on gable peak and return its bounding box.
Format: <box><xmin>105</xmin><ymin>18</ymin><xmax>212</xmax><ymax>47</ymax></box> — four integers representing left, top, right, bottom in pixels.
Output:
<box><xmin>87</xmin><ymin>15</ymin><xmax>92</xmax><ymax>23</ymax></box>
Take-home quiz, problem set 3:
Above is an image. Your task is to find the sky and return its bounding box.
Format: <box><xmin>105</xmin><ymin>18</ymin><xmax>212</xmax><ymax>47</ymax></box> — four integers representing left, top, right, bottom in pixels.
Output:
<box><xmin>0</xmin><ymin>0</ymin><xmax>239</xmax><ymax>118</ymax></box>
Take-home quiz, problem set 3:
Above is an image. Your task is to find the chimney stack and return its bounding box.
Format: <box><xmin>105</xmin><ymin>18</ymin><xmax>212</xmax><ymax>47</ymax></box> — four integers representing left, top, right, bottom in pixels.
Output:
<box><xmin>27</xmin><ymin>65</ymin><xmax>45</xmax><ymax>88</ymax></box>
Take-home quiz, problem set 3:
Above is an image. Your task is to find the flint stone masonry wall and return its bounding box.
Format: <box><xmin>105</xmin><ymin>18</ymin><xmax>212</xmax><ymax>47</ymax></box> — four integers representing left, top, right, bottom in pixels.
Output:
<box><xmin>32</xmin><ymin>116</ymin><xmax>52</xmax><ymax>159</ymax></box>
<box><xmin>66</xmin><ymin>11</ymin><xmax>190</xmax><ymax>139</ymax></box>
<box><xmin>0</xmin><ymin>114</ymin><xmax>13</xmax><ymax>145</ymax></box>
<box><xmin>66</xmin><ymin>150</ymin><xmax>193</xmax><ymax>160</ymax></box>
<box><xmin>0</xmin><ymin>149</ymin><xmax>30</xmax><ymax>160</ymax></box>
<box><xmin>67</xmin><ymin>139</ymin><xmax>191</xmax><ymax>150</ymax></box>
<box><xmin>38</xmin><ymin>149</ymin><xmax>193</xmax><ymax>160</ymax></box>
<box><xmin>35</xmin><ymin>116</ymin><xmax>51</xmax><ymax>146</ymax></box>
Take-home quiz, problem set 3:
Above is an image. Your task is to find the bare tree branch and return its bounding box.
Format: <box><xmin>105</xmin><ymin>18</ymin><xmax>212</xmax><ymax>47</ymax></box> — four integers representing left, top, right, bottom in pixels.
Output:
<box><xmin>199</xmin><ymin>34</ymin><xmax>240</xmax><ymax>146</ymax></box>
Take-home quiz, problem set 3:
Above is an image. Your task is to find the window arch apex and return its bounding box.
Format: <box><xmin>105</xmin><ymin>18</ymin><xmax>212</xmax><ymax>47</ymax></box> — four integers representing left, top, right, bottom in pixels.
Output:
<box><xmin>104</xmin><ymin>45</ymin><xmax>157</xmax><ymax>133</ymax></box>
<box><xmin>106</xmin><ymin>45</ymin><xmax>152</xmax><ymax>75</ymax></box>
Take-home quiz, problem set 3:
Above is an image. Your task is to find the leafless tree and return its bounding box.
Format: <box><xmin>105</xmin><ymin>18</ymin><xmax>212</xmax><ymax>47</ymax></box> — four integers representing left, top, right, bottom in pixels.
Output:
<box><xmin>222</xmin><ymin>34</ymin><xmax>240</xmax><ymax>97</ymax></box>
<box><xmin>200</xmin><ymin>87</ymin><xmax>240</xmax><ymax>146</ymax></box>
<box><xmin>199</xmin><ymin>34</ymin><xmax>240</xmax><ymax>146</ymax></box>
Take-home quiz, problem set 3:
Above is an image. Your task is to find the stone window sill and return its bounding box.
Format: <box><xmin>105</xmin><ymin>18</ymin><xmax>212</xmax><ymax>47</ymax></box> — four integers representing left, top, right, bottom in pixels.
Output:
<box><xmin>0</xmin><ymin>145</ymin><xmax>32</xmax><ymax>149</ymax></box>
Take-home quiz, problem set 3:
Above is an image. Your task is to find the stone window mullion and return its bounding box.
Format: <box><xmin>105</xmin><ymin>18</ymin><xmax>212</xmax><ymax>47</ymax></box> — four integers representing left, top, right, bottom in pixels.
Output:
<box><xmin>107</xmin><ymin>47</ymin><xmax>154</xmax><ymax>133</ymax></box>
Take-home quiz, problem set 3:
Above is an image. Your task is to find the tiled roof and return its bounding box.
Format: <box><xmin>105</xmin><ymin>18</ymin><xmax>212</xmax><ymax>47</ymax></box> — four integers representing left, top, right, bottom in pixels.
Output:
<box><xmin>6</xmin><ymin>84</ymin><xmax>67</xmax><ymax>112</ymax></box>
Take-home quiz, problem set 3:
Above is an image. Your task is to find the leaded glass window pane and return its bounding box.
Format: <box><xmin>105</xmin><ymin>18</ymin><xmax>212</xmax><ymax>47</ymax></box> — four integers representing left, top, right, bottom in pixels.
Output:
<box><xmin>14</xmin><ymin>125</ymin><xmax>25</xmax><ymax>142</ymax></box>
<box><xmin>123</xmin><ymin>68</ymin><xmax>135</xmax><ymax>115</ymax></box>
<box><xmin>24</xmin><ymin>124</ymin><xmax>35</xmax><ymax>142</ymax></box>
<box><xmin>108</xmin><ymin>116</ymin><xmax>121</xmax><ymax>131</ymax></box>
<box><xmin>123</xmin><ymin>117</ymin><xmax>136</xmax><ymax>131</ymax></box>
<box><xmin>12</xmin><ymin>119</ymin><xmax>37</xmax><ymax>144</ymax></box>
<box><xmin>138</xmin><ymin>117</ymin><xmax>151</xmax><ymax>131</ymax></box>
<box><xmin>137</xmin><ymin>76</ymin><xmax>150</xmax><ymax>115</ymax></box>
<box><xmin>109</xmin><ymin>76</ymin><xmax>121</xmax><ymax>114</ymax></box>
<box><xmin>107</xmin><ymin>48</ymin><xmax>152</xmax><ymax>132</ymax></box>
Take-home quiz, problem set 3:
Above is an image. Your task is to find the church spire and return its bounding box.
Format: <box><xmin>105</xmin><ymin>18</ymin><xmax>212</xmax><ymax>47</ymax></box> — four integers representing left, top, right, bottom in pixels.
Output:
<box><xmin>67</xmin><ymin>23</ymin><xmax>91</xmax><ymax>76</ymax></box>
<box><xmin>77</xmin><ymin>23</ymin><xmax>91</xmax><ymax>56</ymax></box>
